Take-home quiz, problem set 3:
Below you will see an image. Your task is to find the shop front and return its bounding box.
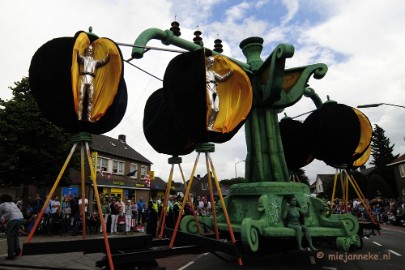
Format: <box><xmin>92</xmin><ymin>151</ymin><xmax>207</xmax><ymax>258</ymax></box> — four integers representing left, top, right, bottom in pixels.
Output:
<box><xmin>90</xmin><ymin>178</ymin><xmax>151</xmax><ymax>211</ymax></box>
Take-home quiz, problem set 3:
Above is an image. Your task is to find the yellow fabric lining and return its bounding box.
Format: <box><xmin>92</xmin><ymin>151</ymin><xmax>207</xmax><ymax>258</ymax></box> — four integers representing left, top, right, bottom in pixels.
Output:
<box><xmin>207</xmin><ymin>55</ymin><xmax>252</xmax><ymax>133</ymax></box>
<box><xmin>353</xmin><ymin>146</ymin><xmax>371</xmax><ymax>168</ymax></box>
<box><xmin>352</xmin><ymin>108</ymin><xmax>372</xmax><ymax>166</ymax></box>
<box><xmin>71</xmin><ymin>32</ymin><xmax>122</xmax><ymax>122</ymax></box>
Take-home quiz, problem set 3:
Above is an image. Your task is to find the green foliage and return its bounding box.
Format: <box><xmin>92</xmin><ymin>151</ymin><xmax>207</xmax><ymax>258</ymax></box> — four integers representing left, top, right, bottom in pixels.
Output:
<box><xmin>0</xmin><ymin>77</ymin><xmax>73</xmax><ymax>187</ymax></box>
<box><xmin>220</xmin><ymin>177</ymin><xmax>246</xmax><ymax>186</ymax></box>
<box><xmin>370</xmin><ymin>124</ymin><xmax>398</xmax><ymax>168</ymax></box>
<box><xmin>323</xmin><ymin>170</ymin><xmax>394</xmax><ymax>200</ymax></box>
<box><xmin>294</xmin><ymin>169</ymin><xmax>310</xmax><ymax>186</ymax></box>
<box><xmin>370</xmin><ymin>124</ymin><xmax>399</xmax><ymax>196</ymax></box>
<box><xmin>323</xmin><ymin>171</ymin><xmax>368</xmax><ymax>199</ymax></box>
<box><xmin>365</xmin><ymin>174</ymin><xmax>394</xmax><ymax>198</ymax></box>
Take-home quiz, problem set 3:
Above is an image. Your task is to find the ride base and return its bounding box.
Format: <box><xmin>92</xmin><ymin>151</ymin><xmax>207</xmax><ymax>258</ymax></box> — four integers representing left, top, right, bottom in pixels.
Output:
<box><xmin>180</xmin><ymin>181</ymin><xmax>362</xmax><ymax>252</ymax></box>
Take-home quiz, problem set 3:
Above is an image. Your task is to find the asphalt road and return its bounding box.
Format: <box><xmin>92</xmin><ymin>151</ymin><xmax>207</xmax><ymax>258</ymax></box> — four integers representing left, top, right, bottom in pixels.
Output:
<box><xmin>0</xmin><ymin>224</ymin><xmax>403</xmax><ymax>270</ymax></box>
<box><xmin>183</xmin><ymin>224</ymin><xmax>405</xmax><ymax>270</ymax></box>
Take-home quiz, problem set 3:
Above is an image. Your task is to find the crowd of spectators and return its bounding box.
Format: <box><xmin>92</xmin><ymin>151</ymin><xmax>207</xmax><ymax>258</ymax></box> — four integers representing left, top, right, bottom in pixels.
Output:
<box><xmin>5</xmin><ymin>193</ymin><xmax>216</xmax><ymax>238</ymax></box>
<box><xmin>326</xmin><ymin>196</ymin><xmax>405</xmax><ymax>224</ymax></box>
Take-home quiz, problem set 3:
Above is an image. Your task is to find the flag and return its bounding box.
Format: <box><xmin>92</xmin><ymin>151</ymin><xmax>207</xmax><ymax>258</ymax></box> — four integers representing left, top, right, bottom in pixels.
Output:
<box><xmin>126</xmin><ymin>170</ymin><xmax>137</xmax><ymax>176</ymax></box>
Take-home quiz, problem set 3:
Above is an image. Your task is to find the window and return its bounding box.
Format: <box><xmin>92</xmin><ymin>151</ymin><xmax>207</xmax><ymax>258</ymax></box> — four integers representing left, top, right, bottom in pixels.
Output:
<box><xmin>112</xmin><ymin>160</ymin><xmax>125</xmax><ymax>175</ymax></box>
<box><xmin>129</xmin><ymin>163</ymin><xmax>138</xmax><ymax>178</ymax></box>
<box><xmin>97</xmin><ymin>157</ymin><xmax>109</xmax><ymax>172</ymax></box>
<box><xmin>399</xmin><ymin>164</ymin><xmax>405</xmax><ymax>178</ymax></box>
<box><xmin>202</xmin><ymin>182</ymin><xmax>209</xmax><ymax>190</ymax></box>
<box><xmin>141</xmin><ymin>165</ymin><xmax>147</xmax><ymax>179</ymax></box>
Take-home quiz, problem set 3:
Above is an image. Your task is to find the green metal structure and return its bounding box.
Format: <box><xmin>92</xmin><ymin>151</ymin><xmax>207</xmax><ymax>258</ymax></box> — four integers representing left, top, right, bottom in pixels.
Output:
<box><xmin>132</xmin><ymin>28</ymin><xmax>361</xmax><ymax>252</ymax></box>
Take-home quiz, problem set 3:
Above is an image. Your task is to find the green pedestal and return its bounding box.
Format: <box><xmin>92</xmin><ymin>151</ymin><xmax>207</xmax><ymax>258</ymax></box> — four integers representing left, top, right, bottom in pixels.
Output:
<box><xmin>181</xmin><ymin>181</ymin><xmax>360</xmax><ymax>252</ymax></box>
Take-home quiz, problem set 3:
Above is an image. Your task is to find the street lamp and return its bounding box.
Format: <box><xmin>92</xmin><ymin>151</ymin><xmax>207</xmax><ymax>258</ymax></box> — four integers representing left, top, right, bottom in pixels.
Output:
<box><xmin>235</xmin><ymin>160</ymin><xmax>245</xmax><ymax>178</ymax></box>
<box><xmin>357</xmin><ymin>103</ymin><xmax>405</xmax><ymax>109</ymax></box>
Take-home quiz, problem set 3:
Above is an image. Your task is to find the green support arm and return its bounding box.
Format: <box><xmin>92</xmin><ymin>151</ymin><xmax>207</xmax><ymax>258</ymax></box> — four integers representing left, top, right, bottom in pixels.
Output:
<box><xmin>131</xmin><ymin>28</ymin><xmax>250</xmax><ymax>71</ymax></box>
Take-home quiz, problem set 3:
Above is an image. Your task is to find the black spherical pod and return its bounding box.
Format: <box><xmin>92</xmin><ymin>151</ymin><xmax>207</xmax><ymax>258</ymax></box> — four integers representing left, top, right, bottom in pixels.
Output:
<box><xmin>29</xmin><ymin>31</ymin><xmax>127</xmax><ymax>134</ymax></box>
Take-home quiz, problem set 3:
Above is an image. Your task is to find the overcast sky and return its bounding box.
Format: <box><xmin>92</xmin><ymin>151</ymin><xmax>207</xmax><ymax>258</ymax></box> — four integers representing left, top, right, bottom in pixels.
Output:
<box><xmin>1</xmin><ymin>0</ymin><xmax>404</xmax><ymax>183</ymax></box>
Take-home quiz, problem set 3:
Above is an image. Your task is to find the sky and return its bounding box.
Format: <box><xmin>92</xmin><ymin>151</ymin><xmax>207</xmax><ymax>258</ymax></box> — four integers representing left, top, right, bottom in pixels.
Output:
<box><xmin>1</xmin><ymin>0</ymin><xmax>405</xmax><ymax>184</ymax></box>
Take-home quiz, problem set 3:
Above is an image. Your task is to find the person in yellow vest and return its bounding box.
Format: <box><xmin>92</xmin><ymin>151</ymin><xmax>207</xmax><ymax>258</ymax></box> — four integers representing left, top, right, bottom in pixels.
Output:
<box><xmin>173</xmin><ymin>195</ymin><xmax>183</xmax><ymax>221</ymax></box>
<box><xmin>146</xmin><ymin>198</ymin><xmax>158</xmax><ymax>237</ymax></box>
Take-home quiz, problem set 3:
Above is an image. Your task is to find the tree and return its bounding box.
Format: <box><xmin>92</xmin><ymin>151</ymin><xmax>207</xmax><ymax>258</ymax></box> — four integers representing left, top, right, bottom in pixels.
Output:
<box><xmin>370</xmin><ymin>124</ymin><xmax>399</xmax><ymax>196</ymax></box>
<box><xmin>0</xmin><ymin>77</ymin><xmax>73</xmax><ymax>188</ymax></box>
<box><xmin>220</xmin><ymin>177</ymin><xmax>246</xmax><ymax>187</ymax></box>
<box><xmin>294</xmin><ymin>169</ymin><xmax>310</xmax><ymax>186</ymax></box>
<box><xmin>324</xmin><ymin>171</ymin><xmax>368</xmax><ymax>200</ymax></box>
<box><xmin>365</xmin><ymin>174</ymin><xmax>394</xmax><ymax>198</ymax></box>
<box><xmin>370</xmin><ymin>124</ymin><xmax>398</xmax><ymax>168</ymax></box>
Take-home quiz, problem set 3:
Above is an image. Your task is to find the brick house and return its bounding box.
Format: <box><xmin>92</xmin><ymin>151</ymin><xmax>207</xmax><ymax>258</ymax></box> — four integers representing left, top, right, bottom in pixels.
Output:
<box><xmin>187</xmin><ymin>174</ymin><xmax>229</xmax><ymax>202</ymax></box>
<box><xmin>387</xmin><ymin>153</ymin><xmax>405</xmax><ymax>198</ymax></box>
<box><xmin>68</xmin><ymin>134</ymin><xmax>152</xmax><ymax>208</ymax></box>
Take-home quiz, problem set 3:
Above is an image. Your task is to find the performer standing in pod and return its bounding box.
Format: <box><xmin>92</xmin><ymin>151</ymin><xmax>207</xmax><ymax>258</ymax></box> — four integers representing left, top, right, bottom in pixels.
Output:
<box><xmin>77</xmin><ymin>45</ymin><xmax>110</xmax><ymax>122</ymax></box>
<box><xmin>205</xmin><ymin>55</ymin><xmax>233</xmax><ymax>130</ymax></box>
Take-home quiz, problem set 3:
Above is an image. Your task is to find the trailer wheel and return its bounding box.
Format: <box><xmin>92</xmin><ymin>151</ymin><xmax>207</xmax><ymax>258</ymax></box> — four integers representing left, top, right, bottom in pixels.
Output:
<box><xmin>336</xmin><ymin>236</ymin><xmax>350</xmax><ymax>252</ymax></box>
<box><xmin>241</xmin><ymin>218</ymin><xmax>259</xmax><ymax>252</ymax></box>
<box><xmin>350</xmin><ymin>234</ymin><xmax>363</xmax><ymax>250</ymax></box>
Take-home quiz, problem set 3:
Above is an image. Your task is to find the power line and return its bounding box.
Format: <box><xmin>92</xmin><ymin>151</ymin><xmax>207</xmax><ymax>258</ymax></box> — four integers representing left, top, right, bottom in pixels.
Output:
<box><xmin>291</xmin><ymin>110</ymin><xmax>316</xmax><ymax>119</ymax></box>
<box><xmin>116</xmin><ymin>42</ymin><xmax>188</xmax><ymax>54</ymax></box>
<box><xmin>124</xmin><ymin>60</ymin><xmax>163</xmax><ymax>82</ymax></box>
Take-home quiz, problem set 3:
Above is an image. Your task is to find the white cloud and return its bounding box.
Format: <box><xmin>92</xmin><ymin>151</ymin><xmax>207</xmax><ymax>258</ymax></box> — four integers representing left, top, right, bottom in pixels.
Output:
<box><xmin>225</xmin><ymin>2</ymin><xmax>250</xmax><ymax>22</ymax></box>
<box><xmin>280</xmin><ymin>0</ymin><xmax>299</xmax><ymax>25</ymax></box>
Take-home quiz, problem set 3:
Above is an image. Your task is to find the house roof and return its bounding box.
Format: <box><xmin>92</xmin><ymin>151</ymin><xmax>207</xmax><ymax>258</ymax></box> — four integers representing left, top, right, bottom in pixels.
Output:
<box><xmin>358</xmin><ymin>166</ymin><xmax>375</xmax><ymax>176</ymax></box>
<box><xmin>90</xmin><ymin>134</ymin><xmax>152</xmax><ymax>164</ymax></box>
<box><xmin>150</xmin><ymin>177</ymin><xmax>167</xmax><ymax>191</ymax></box>
<box><xmin>316</xmin><ymin>174</ymin><xmax>336</xmax><ymax>186</ymax></box>
<box><xmin>387</xmin><ymin>153</ymin><xmax>405</xmax><ymax>166</ymax></box>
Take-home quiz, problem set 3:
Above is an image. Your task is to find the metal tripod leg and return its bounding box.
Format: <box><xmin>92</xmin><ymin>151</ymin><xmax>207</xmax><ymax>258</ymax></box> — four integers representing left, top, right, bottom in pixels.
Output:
<box><xmin>84</xmin><ymin>142</ymin><xmax>114</xmax><ymax>270</ymax></box>
<box><xmin>169</xmin><ymin>147</ymin><xmax>243</xmax><ymax>266</ymax></box>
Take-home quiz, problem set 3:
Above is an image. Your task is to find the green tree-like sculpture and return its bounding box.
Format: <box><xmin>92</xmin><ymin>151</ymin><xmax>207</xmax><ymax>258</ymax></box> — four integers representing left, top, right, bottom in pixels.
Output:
<box><xmin>131</xmin><ymin>27</ymin><xmax>361</xmax><ymax>254</ymax></box>
<box><xmin>239</xmin><ymin>37</ymin><xmax>327</xmax><ymax>182</ymax></box>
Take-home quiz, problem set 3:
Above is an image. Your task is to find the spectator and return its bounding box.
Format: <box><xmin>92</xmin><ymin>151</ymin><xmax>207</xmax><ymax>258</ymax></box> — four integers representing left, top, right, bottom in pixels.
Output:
<box><xmin>88</xmin><ymin>212</ymin><xmax>100</xmax><ymax>233</ymax></box>
<box><xmin>62</xmin><ymin>198</ymin><xmax>72</xmax><ymax>234</ymax></box>
<box><xmin>110</xmin><ymin>198</ymin><xmax>118</xmax><ymax>234</ymax></box>
<box><xmin>99</xmin><ymin>197</ymin><xmax>110</xmax><ymax>233</ymax></box>
<box><xmin>173</xmin><ymin>196</ymin><xmax>182</xmax><ymax>222</ymax></box>
<box><xmin>146</xmin><ymin>199</ymin><xmax>158</xmax><ymax>237</ymax></box>
<box><xmin>78</xmin><ymin>196</ymin><xmax>89</xmax><ymax>216</ymax></box>
<box><xmin>44</xmin><ymin>195</ymin><xmax>54</xmax><ymax>218</ymax></box>
<box><xmin>16</xmin><ymin>197</ymin><xmax>23</xmax><ymax>211</ymax></box>
<box><xmin>31</xmin><ymin>194</ymin><xmax>43</xmax><ymax>215</ymax></box>
<box><xmin>137</xmin><ymin>197</ymin><xmax>145</xmax><ymax>224</ymax></box>
<box><xmin>116</xmin><ymin>197</ymin><xmax>125</xmax><ymax>215</ymax></box>
<box><xmin>125</xmin><ymin>200</ymin><xmax>133</xmax><ymax>234</ymax></box>
<box><xmin>50</xmin><ymin>196</ymin><xmax>62</xmax><ymax>235</ymax></box>
<box><xmin>23</xmin><ymin>208</ymin><xmax>36</xmax><ymax>235</ymax></box>
<box><xmin>184</xmin><ymin>201</ymin><xmax>194</xmax><ymax>216</ymax></box>
<box><xmin>373</xmin><ymin>204</ymin><xmax>382</xmax><ymax>222</ymax></box>
<box><xmin>166</xmin><ymin>196</ymin><xmax>174</xmax><ymax>229</ymax></box>
<box><xmin>131</xmin><ymin>200</ymin><xmax>138</xmax><ymax>229</ymax></box>
<box><xmin>194</xmin><ymin>196</ymin><xmax>201</xmax><ymax>210</ymax></box>
<box><xmin>0</xmin><ymin>194</ymin><xmax>24</xmax><ymax>260</ymax></box>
